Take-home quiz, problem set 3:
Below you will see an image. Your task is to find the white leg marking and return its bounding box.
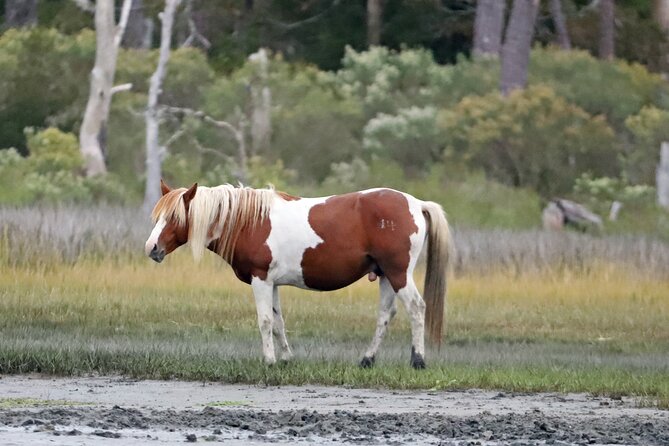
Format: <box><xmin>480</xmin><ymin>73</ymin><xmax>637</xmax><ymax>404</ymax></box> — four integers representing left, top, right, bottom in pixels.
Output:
<box><xmin>397</xmin><ymin>279</ymin><xmax>426</xmax><ymax>358</ymax></box>
<box><xmin>364</xmin><ymin>277</ymin><xmax>397</xmax><ymax>359</ymax></box>
<box><xmin>144</xmin><ymin>216</ymin><xmax>166</xmax><ymax>256</ymax></box>
<box><xmin>272</xmin><ymin>287</ymin><xmax>293</xmax><ymax>361</ymax></box>
<box><xmin>251</xmin><ymin>277</ymin><xmax>276</xmax><ymax>364</ymax></box>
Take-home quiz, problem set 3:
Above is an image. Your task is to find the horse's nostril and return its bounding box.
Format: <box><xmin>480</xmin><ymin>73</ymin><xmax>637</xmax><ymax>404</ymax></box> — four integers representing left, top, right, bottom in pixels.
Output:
<box><xmin>149</xmin><ymin>245</ymin><xmax>165</xmax><ymax>263</ymax></box>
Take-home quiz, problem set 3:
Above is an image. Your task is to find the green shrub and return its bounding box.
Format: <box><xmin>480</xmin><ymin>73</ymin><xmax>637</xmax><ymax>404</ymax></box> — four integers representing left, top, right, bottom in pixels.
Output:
<box><xmin>363</xmin><ymin>106</ymin><xmax>442</xmax><ymax>173</ymax></box>
<box><xmin>529</xmin><ymin>47</ymin><xmax>669</xmax><ymax>127</ymax></box>
<box><xmin>0</xmin><ymin>128</ymin><xmax>128</xmax><ymax>205</ymax></box>
<box><xmin>624</xmin><ymin>106</ymin><xmax>669</xmax><ymax>184</ymax></box>
<box><xmin>439</xmin><ymin>85</ymin><xmax>619</xmax><ymax>197</ymax></box>
<box><xmin>336</xmin><ymin>46</ymin><xmax>453</xmax><ymax>118</ymax></box>
<box><xmin>202</xmin><ymin>53</ymin><xmax>363</xmax><ymax>182</ymax></box>
<box><xmin>0</xmin><ymin>28</ymin><xmax>94</xmax><ymax>152</ymax></box>
<box><xmin>25</xmin><ymin>127</ymin><xmax>82</xmax><ymax>174</ymax></box>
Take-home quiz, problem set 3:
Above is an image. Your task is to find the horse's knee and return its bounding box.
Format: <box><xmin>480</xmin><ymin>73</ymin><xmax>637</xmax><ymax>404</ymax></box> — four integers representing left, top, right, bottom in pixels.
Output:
<box><xmin>258</xmin><ymin>315</ymin><xmax>273</xmax><ymax>333</ymax></box>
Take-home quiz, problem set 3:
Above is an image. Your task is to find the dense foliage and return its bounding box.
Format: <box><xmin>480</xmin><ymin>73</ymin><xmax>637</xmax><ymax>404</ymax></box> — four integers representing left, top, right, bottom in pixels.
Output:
<box><xmin>0</xmin><ymin>2</ymin><xmax>667</xmax><ymax>235</ymax></box>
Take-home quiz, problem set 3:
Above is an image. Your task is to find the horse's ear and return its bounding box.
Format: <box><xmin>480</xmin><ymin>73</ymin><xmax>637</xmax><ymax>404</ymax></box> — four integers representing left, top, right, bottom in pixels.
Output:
<box><xmin>160</xmin><ymin>178</ymin><xmax>171</xmax><ymax>196</ymax></box>
<box><xmin>182</xmin><ymin>182</ymin><xmax>198</xmax><ymax>207</ymax></box>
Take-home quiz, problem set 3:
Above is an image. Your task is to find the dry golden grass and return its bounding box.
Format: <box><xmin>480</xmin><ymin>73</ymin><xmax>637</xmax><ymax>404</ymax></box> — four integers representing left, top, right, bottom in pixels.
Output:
<box><xmin>2</xmin><ymin>249</ymin><xmax>667</xmax><ymax>349</ymax></box>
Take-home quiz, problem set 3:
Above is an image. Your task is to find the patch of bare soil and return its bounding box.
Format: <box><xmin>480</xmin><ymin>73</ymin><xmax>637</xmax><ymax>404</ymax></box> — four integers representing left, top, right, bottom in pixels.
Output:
<box><xmin>0</xmin><ymin>376</ymin><xmax>666</xmax><ymax>445</ymax></box>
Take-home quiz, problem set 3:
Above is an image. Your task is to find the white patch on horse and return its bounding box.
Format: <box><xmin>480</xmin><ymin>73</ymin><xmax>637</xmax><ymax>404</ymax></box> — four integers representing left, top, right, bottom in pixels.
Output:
<box><xmin>265</xmin><ymin>196</ymin><xmax>328</xmax><ymax>288</ymax></box>
<box><xmin>145</xmin><ymin>216</ymin><xmax>166</xmax><ymax>255</ymax></box>
<box><xmin>399</xmin><ymin>194</ymin><xmax>429</xmax><ymax>357</ymax></box>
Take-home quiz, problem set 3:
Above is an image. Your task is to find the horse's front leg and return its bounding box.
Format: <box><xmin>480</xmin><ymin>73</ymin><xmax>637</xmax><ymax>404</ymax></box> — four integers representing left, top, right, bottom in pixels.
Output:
<box><xmin>272</xmin><ymin>287</ymin><xmax>293</xmax><ymax>361</ymax></box>
<box><xmin>251</xmin><ymin>277</ymin><xmax>276</xmax><ymax>364</ymax></box>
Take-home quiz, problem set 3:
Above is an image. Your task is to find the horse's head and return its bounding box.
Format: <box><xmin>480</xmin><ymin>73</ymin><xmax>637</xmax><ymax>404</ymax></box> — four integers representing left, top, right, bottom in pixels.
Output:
<box><xmin>145</xmin><ymin>179</ymin><xmax>198</xmax><ymax>263</ymax></box>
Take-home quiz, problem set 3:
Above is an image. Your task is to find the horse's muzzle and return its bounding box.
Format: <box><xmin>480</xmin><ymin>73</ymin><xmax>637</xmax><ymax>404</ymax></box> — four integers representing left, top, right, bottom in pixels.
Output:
<box><xmin>149</xmin><ymin>245</ymin><xmax>165</xmax><ymax>263</ymax></box>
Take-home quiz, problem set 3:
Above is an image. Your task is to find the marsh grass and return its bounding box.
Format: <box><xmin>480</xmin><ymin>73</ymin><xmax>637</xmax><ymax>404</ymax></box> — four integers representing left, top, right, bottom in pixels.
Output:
<box><xmin>1</xmin><ymin>206</ymin><xmax>669</xmax><ymax>405</ymax></box>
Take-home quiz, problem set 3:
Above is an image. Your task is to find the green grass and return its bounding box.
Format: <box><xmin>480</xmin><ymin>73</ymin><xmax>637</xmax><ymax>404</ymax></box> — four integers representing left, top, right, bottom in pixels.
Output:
<box><xmin>1</xmin><ymin>249</ymin><xmax>668</xmax><ymax>406</ymax></box>
<box><xmin>0</xmin><ymin>398</ymin><xmax>88</xmax><ymax>409</ymax></box>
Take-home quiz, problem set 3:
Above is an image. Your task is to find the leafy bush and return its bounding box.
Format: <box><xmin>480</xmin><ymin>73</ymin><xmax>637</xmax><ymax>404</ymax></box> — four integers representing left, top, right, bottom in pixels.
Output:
<box><xmin>203</xmin><ymin>53</ymin><xmax>363</xmax><ymax>182</ymax></box>
<box><xmin>529</xmin><ymin>47</ymin><xmax>669</xmax><ymax>127</ymax></box>
<box><xmin>624</xmin><ymin>106</ymin><xmax>669</xmax><ymax>184</ymax></box>
<box><xmin>25</xmin><ymin>127</ymin><xmax>82</xmax><ymax>174</ymax></box>
<box><xmin>0</xmin><ymin>128</ymin><xmax>128</xmax><ymax>205</ymax></box>
<box><xmin>573</xmin><ymin>174</ymin><xmax>655</xmax><ymax>210</ymax></box>
<box><xmin>336</xmin><ymin>46</ymin><xmax>453</xmax><ymax>118</ymax></box>
<box><xmin>363</xmin><ymin>106</ymin><xmax>442</xmax><ymax>173</ymax></box>
<box><xmin>0</xmin><ymin>28</ymin><xmax>94</xmax><ymax>152</ymax></box>
<box><xmin>439</xmin><ymin>85</ymin><xmax>619</xmax><ymax>196</ymax></box>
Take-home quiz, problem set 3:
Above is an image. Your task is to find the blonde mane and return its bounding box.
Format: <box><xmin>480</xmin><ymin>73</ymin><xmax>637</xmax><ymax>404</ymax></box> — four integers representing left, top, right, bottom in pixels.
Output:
<box><xmin>152</xmin><ymin>185</ymin><xmax>276</xmax><ymax>263</ymax></box>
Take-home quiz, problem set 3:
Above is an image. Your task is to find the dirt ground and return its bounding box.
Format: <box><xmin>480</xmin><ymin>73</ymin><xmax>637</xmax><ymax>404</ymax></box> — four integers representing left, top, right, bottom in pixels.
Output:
<box><xmin>0</xmin><ymin>375</ymin><xmax>666</xmax><ymax>445</ymax></box>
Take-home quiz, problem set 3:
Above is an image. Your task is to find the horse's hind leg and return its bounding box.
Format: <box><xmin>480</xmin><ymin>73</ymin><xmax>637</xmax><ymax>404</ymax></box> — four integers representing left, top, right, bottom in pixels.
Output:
<box><xmin>396</xmin><ymin>278</ymin><xmax>426</xmax><ymax>369</ymax></box>
<box><xmin>251</xmin><ymin>278</ymin><xmax>276</xmax><ymax>364</ymax></box>
<box><xmin>272</xmin><ymin>287</ymin><xmax>293</xmax><ymax>361</ymax></box>
<box><xmin>360</xmin><ymin>277</ymin><xmax>397</xmax><ymax>368</ymax></box>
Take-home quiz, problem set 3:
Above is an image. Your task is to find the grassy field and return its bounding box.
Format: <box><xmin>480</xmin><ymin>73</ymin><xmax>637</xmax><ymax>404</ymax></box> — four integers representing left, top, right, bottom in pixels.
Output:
<box><xmin>1</xmin><ymin>207</ymin><xmax>668</xmax><ymax>407</ymax></box>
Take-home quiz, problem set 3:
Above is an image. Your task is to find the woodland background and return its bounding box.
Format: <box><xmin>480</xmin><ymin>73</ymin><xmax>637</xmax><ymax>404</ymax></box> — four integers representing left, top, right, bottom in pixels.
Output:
<box><xmin>1</xmin><ymin>0</ymin><xmax>669</xmax><ymax>236</ymax></box>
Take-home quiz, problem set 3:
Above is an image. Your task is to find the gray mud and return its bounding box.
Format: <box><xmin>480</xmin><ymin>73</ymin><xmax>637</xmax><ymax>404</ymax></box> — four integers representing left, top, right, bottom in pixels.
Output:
<box><xmin>0</xmin><ymin>376</ymin><xmax>666</xmax><ymax>445</ymax></box>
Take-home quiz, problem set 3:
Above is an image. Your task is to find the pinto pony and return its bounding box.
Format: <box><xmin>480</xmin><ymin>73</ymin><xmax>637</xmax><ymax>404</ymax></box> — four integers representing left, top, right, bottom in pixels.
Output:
<box><xmin>145</xmin><ymin>180</ymin><xmax>453</xmax><ymax>369</ymax></box>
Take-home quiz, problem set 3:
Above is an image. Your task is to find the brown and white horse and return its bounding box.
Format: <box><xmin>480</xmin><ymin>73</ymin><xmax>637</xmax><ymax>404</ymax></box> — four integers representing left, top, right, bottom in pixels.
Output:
<box><xmin>145</xmin><ymin>180</ymin><xmax>453</xmax><ymax>369</ymax></box>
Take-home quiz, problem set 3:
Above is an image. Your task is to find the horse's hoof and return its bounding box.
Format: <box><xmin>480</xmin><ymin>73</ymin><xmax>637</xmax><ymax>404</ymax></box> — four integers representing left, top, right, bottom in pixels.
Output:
<box><xmin>410</xmin><ymin>347</ymin><xmax>426</xmax><ymax>370</ymax></box>
<box><xmin>359</xmin><ymin>356</ymin><xmax>375</xmax><ymax>368</ymax></box>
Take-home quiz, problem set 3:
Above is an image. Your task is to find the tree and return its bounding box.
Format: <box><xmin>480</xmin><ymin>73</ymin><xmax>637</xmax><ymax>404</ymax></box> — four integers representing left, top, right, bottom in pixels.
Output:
<box><xmin>549</xmin><ymin>0</ymin><xmax>571</xmax><ymax>49</ymax></box>
<box><xmin>472</xmin><ymin>0</ymin><xmax>506</xmax><ymax>58</ymax></box>
<box><xmin>144</xmin><ymin>0</ymin><xmax>183</xmax><ymax>213</ymax></box>
<box><xmin>4</xmin><ymin>0</ymin><xmax>38</xmax><ymax>28</ymax></box>
<box><xmin>123</xmin><ymin>0</ymin><xmax>152</xmax><ymax>49</ymax></box>
<box><xmin>655</xmin><ymin>0</ymin><xmax>669</xmax><ymax>31</ymax></box>
<box><xmin>367</xmin><ymin>0</ymin><xmax>382</xmax><ymax>47</ymax></box>
<box><xmin>249</xmin><ymin>48</ymin><xmax>271</xmax><ymax>156</ymax></box>
<box><xmin>599</xmin><ymin>0</ymin><xmax>615</xmax><ymax>61</ymax></box>
<box><xmin>78</xmin><ymin>0</ymin><xmax>132</xmax><ymax>177</ymax></box>
<box><xmin>500</xmin><ymin>0</ymin><xmax>540</xmax><ymax>95</ymax></box>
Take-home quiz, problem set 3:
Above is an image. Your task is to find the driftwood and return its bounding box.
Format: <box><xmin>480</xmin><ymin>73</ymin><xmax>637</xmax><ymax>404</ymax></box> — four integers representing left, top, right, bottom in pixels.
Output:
<box><xmin>542</xmin><ymin>198</ymin><xmax>603</xmax><ymax>231</ymax></box>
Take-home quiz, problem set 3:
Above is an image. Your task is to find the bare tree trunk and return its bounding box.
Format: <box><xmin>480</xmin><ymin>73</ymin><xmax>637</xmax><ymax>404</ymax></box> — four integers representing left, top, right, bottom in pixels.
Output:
<box><xmin>655</xmin><ymin>0</ymin><xmax>669</xmax><ymax>30</ymax></box>
<box><xmin>79</xmin><ymin>0</ymin><xmax>132</xmax><ymax>177</ymax></box>
<box><xmin>500</xmin><ymin>0</ymin><xmax>540</xmax><ymax>96</ymax></box>
<box><xmin>367</xmin><ymin>0</ymin><xmax>382</xmax><ymax>47</ymax></box>
<box><xmin>248</xmin><ymin>48</ymin><xmax>271</xmax><ymax>156</ymax></box>
<box><xmin>4</xmin><ymin>0</ymin><xmax>38</xmax><ymax>28</ymax></box>
<box><xmin>549</xmin><ymin>0</ymin><xmax>571</xmax><ymax>49</ymax></box>
<box><xmin>658</xmin><ymin>142</ymin><xmax>669</xmax><ymax>210</ymax></box>
<box><xmin>472</xmin><ymin>0</ymin><xmax>506</xmax><ymax>58</ymax></box>
<box><xmin>599</xmin><ymin>0</ymin><xmax>615</xmax><ymax>61</ymax></box>
<box><xmin>143</xmin><ymin>0</ymin><xmax>182</xmax><ymax>214</ymax></box>
<box><xmin>123</xmin><ymin>0</ymin><xmax>151</xmax><ymax>48</ymax></box>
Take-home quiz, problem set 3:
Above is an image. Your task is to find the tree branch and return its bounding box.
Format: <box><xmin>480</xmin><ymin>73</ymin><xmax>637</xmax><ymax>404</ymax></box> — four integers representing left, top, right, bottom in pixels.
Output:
<box><xmin>161</xmin><ymin>105</ymin><xmax>240</xmax><ymax>139</ymax></box>
<box><xmin>110</xmin><ymin>83</ymin><xmax>133</xmax><ymax>95</ymax></box>
<box><xmin>115</xmin><ymin>0</ymin><xmax>134</xmax><ymax>47</ymax></box>
<box><xmin>264</xmin><ymin>0</ymin><xmax>340</xmax><ymax>31</ymax></box>
<box><xmin>182</xmin><ymin>0</ymin><xmax>211</xmax><ymax>48</ymax></box>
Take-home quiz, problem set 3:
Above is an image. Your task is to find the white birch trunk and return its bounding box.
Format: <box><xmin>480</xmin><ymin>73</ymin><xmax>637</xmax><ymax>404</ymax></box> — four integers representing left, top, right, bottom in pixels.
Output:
<box><xmin>249</xmin><ymin>48</ymin><xmax>271</xmax><ymax>157</ymax></box>
<box><xmin>657</xmin><ymin>142</ymin><xmax>669</xmax><ymax>209</ymax></box>
<box><xmin>79</xmin><ymin>0</ymin><xmax>132</xmax><ymax>177</ymax></box>
<box><xmin>143</xmin><ymin>0</ymin><xmax>182</xmax><ymax>214</ymax></box>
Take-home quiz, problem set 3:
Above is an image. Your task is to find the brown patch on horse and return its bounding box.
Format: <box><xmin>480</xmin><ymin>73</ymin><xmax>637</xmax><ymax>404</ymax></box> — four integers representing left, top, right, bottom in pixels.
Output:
<box><xmin>301</xmin><ymin>190</ymin><xmax>418</xmax><ymax>292</ymax></box>
<box><xmin>277</xmin><ymin>191</ymin><xmax>301</xmax><ymax>201</ymax></box>
<box><xmin>210</xmin><ymin>218</ymin><xmax>272</xmax><ymax>283</ymax></box>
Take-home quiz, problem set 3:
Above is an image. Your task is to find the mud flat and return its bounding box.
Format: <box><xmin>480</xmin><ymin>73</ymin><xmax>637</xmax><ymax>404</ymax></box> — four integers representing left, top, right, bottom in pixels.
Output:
<box><xmin>0</xmin><ymin>375</ymin><xmax>666</xmax><ymax>445</ymax></box>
